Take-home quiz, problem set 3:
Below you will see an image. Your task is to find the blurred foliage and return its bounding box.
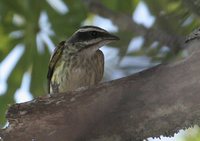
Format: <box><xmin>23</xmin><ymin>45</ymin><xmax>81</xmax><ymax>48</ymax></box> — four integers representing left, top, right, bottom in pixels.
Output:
<box><xmin>182</xmin><ymin>126</ymin><xmax>200</xmax><ymax>141</ymax></box>
<box><xmin>184</xmin><ymin>131</ymin><xmax>200</xmax><ymax>141</ymax></box>
<box><xmin>0</xmin><ymin>1</ymin><xmax>200</xmax><ymax>135</ymax></box>
<box><xmin>146</xmin><ymin>0</ymin><xmax>198</xmax><ymax>34</ymax></box>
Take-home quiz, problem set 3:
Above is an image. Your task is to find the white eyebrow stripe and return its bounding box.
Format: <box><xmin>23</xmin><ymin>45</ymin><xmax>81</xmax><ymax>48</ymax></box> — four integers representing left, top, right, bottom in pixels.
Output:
<box><xmin>76</xmin><ymin>28</ymin><xmax>106</xmax><ymax>33</ymax></box>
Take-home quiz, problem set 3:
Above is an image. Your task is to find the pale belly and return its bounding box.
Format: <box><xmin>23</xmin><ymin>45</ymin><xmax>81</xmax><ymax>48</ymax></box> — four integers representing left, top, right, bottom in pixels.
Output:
<box><xmin>50</xmin><ymin>60</ymin><xmax>102</xmax><ymax>93</ymax></box>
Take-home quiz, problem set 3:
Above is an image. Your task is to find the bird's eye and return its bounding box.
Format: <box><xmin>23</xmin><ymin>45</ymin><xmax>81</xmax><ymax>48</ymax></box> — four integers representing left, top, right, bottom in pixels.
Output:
<box><xmin>90</xmin><ymin>31</ymin><xmax>98</xmax><ymax>37</ymax></box>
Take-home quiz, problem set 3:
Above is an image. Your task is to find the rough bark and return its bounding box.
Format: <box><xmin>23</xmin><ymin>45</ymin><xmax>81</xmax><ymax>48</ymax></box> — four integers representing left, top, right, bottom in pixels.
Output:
<box><xmin>0</xmin><ymin>38</ymin><xmax>200</xmax><ymax>141</ymax></box>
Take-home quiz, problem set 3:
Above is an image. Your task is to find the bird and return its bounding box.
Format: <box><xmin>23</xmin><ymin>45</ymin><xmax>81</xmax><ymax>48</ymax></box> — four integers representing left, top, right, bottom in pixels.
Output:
<box><xmin>47</xmin><ymin>26</ymin><xmax>119</xmax><ymax>94</ymax></box>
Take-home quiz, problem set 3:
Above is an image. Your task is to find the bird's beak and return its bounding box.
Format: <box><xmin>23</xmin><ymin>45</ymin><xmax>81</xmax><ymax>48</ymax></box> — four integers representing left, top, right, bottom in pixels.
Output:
<box><xmin>82</xmin><ymin>32</ymin><xmax>120</xmax><ymax>53</ymax></box>
<box><xmin>103</xmin><ymin>33</ymin><xmax>120</xmax><ymax>41</ymax></box>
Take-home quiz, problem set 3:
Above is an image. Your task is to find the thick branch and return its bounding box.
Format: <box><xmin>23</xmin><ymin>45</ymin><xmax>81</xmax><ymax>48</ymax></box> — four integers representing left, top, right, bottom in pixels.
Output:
<box><xmin>0</xmin><ymin>38</ymin><xmax>200</xmax><ymax>141</ymax></box>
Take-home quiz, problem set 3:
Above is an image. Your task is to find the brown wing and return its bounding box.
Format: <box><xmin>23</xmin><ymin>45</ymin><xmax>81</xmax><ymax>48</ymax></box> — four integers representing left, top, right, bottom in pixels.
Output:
<box><xmin>47</xmin><ymin>41</ymin><xmax>66</xmax><ymax>93</ymax></box>
<box><xmin>95</xmin><ymin>49</ymin><xmax>104</xmax><ymax>83</ymax></box>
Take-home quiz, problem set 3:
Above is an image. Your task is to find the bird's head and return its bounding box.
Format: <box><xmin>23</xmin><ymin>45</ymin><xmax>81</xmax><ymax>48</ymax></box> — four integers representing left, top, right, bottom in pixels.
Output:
<box><xmin>67</xmin><ymin>26</ymin><xmax>119</xmax><ymax>54</ymax></box>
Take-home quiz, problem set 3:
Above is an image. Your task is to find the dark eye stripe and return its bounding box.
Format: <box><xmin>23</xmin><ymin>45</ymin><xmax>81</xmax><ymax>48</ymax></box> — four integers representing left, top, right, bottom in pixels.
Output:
<box><xmin>77</xmin><ymin>32</ymin><xmax>95</xmax><ymax>41</ymax></box>
<box><xmin>91</xmin><ymin>31</ymin><xmax>98</xmax><ymax>37</ymax></box>
<box><xmin>69</xmin><ymin>31</ymin><xmax>105</xmax><ymax>43</ymax></box>
<box><xmin>69</xmin><ymin>30</ymin><xmax>107</xmax><ymax>43</ymax></box>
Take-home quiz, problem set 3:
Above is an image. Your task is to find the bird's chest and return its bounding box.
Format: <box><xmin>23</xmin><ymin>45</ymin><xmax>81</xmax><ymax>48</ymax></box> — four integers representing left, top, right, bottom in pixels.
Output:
<box><xmin>51</xmin><ymin>52</ymin><xmax>103</xmax><ymax>93</ymax></box>
<box><xmin>69</xmin><ymin>57</ymin><xmax>98</xmax><ymax>84</ymax></box>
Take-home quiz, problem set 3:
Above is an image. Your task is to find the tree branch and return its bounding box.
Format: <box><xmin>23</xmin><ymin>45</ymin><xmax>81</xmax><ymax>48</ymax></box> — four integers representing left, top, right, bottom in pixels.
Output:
<box><xmin>0</xmin><ymin>37</ymin><xmax>200</xmax><ymax>141</ymax></box>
